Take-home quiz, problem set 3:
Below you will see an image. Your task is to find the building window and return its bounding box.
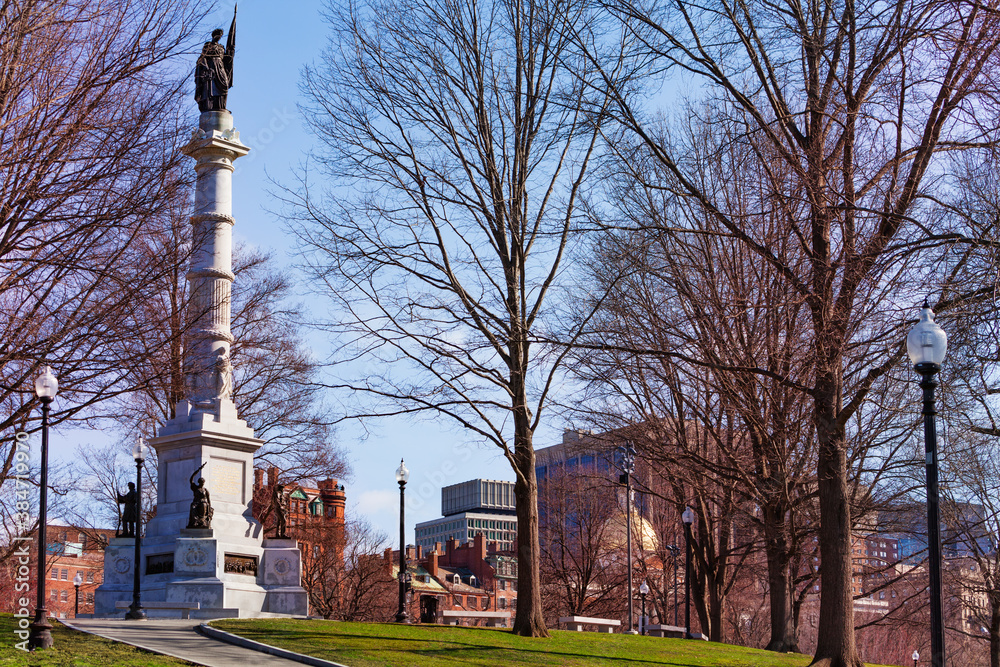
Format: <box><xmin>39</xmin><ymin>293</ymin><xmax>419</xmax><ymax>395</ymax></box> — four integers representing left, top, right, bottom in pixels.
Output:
<box><xmin>453</xmin><ymin>595</ymin><xmax>462</xmax><ymax>606</ymax></box>
<box><xmin>60</xmin><ymin>590</ymin><xmax>67</xmax><ymax>602</ymax></box>
<box><xmin>86</xmin><ymin>593</ymin><xmax>94</xmax><ymax>603</ymax></box>
<box><xmin>51</xmin><ymin>591</ymin><xmax>57</xmax><ymax>601</ymax></box>
<box><xmin>51</xmin><ymin>570</ymin><xmax>58</xmax><ymax>580</ymax></box>
<box><xmin>499</xmin><ymin>597</ymin><xmax>507</xmax><ymax>609</ymax></box>
<box><xmin>61</xmin><ymin>568</ymin><xmax>68</xmax><ymax>580</ymax></box>
<box><xmin>86</xmin><ymin>571</ymin><xmax>94</xmax><ymax>583</ymax></box>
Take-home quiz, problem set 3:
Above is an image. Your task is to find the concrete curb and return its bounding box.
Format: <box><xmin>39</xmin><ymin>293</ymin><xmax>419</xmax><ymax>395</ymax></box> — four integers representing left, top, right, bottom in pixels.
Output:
<box><xmin>197</xmin><ymin>623</ymin><xmax>350</xmax><ymax>667</ymax></box>
<box><xmin>60</xmin><ymin>619</ymin><xmax>211</xmax><ymax>667</ymax></box>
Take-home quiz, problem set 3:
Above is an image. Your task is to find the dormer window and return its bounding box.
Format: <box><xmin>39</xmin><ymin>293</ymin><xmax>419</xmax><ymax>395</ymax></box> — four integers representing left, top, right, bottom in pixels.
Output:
<box><xmin>453</xmin><ymin>574</ymin><xmax>461</xmax><ymax>585</ymax></box>
<box><xmin>469</xmin><ymin>576</ymin><xmax>476</xmax><ymax>587</ymax></box>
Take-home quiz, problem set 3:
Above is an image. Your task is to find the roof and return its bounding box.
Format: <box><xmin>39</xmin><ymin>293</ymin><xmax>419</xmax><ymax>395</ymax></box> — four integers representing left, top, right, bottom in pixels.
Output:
<box><xmin>393</xmin><ymin>564</ymin><xmax>448</xmax><ymax>593</ymax></box>
<box><xmin>436</xmin><ymin>565</ymin><xmax>487</xmax><ymax>594</ymax></box>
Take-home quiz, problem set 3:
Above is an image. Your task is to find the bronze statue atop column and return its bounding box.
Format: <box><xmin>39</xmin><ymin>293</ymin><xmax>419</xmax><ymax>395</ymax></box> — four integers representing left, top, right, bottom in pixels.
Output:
<box><xmin>194</xmin><ymin>6</ymin><xmax>237</xmax><ymax>112</ymax></box>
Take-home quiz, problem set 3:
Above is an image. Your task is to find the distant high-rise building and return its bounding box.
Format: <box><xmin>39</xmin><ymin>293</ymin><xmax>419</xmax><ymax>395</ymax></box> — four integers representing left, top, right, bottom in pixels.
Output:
<box><xmin>415</xmin><ymin>479</ymin><xmax>517</xmax><ymax>552</ymax></box>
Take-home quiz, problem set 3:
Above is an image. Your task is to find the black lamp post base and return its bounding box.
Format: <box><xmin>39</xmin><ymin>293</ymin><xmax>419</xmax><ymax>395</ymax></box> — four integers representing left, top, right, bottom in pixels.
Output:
<box><xmin>27</xmin><ymin>612</ymin><xmax>53</xmax><ymax>650</ymax></box>
<box><xmin>395</xmin><ymin>611</ymin><xmax>409</xmax><ymax>623</ymax></box>
<box><xmin>125</xmin><ymin>604</ymin><xmax>147</xmax><ymax>620</ymax></box>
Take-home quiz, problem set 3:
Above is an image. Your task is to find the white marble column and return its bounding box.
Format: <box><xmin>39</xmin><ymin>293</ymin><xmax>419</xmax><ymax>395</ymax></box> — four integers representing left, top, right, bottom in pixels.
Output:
<box><xmin>160</xmin><ymin>110</ymin><xmax>252</xmax><ymax>438</ymax></box>
<box><xmin>183</xmin><ymin>111</ymin><xmax>246</xmax><ymax>415</ymax></box>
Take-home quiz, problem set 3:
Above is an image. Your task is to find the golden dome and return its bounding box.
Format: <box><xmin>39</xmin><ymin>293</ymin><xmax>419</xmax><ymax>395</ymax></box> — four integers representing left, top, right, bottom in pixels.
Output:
<box><xmin>601</xmin><ymin>510</ymin><xmax>659</xmax><ymax>552</ymax></box>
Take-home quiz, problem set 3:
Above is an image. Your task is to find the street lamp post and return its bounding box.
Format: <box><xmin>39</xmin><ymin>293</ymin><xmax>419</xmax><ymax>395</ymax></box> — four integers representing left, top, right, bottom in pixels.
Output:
<box><xmin>73</xmin><ymin>572</ymin><xmax>82</xmax><ymax>617</ymax></box>
<box><xmin>682</xmin><ymin>506</ymin><xmax>695</xmax><ymax>640</ymax></box>
<box><xmin>126</xmin><ymin>437</ymin><xmax>147</xmax><ymax>620</ymax></box>
<box><xmin>912</xmin><ymin>649</ymin><xmax>920</xmax><ymax>667</ymax></box>
<box><xmin>618</xmin><ymin>444</ymin><xmax>637</xmax><ymax>634</ymax></box>
<box><xmin>28</xmin><ymin>366</ymin><xmax>57</xmax><ymax>650</ymax></box>
<box><xmin>907</xmin><ymin>301</ymin><xmax>947</xmax><ymax>667</ymax></box>
<box><xmin>665</xmin><ymin>544</ymin><xmax>679</xmax><ymax>626</ymax></box>
<box><xmin>395</xmin><ymin>459</ymin><xmax>410</xmax><ymax>623</ymax></box>
<box><xmin>639</xmin><ymin>581</ymin><xmax>649</xmax><ymax>635</ymax></box>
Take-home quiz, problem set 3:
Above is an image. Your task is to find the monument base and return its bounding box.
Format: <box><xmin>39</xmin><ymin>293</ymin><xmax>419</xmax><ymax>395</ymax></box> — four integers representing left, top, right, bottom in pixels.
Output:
<box><xmin>94</xmin><ymin>534</ymin><xmax>308</xmax><ymax>618</ymax></box>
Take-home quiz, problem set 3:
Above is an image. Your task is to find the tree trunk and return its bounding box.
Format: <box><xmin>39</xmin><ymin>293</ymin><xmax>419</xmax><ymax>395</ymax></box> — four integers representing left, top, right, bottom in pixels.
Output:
<box><xmin>991</xmin><ymin>602</ymin><xmax>999</xmax><ymax>667</ymax></box>
<box><xmin>513</xmin><ymin>432</ymin><xmax>548</xmax><ymax>637</ymax></box>
<box><xmin>810</xmin><ymin>374</ymin><xmax>863</xmax><ymax>667</ymax></box>
<box><xmin>764</xmin><ymin>502</ymin><xmax>800</xmax><ymax>652</ymax></box>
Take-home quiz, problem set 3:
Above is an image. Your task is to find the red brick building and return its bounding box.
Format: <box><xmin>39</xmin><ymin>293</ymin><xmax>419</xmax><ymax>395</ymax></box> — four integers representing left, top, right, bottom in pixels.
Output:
<box><xmin>388</xmin><ymin>534</ymin><xmax>517</xmax><ymax>624</ymax></box>
<box><xmin>1</xmin><ymin>525</ymin><xmax>114</xmax><ymax>619</ymax></box>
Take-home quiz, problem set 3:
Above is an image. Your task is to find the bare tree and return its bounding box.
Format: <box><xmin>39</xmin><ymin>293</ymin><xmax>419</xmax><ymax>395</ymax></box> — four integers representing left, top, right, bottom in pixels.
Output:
<box><xmin>298</xmin><ymin>517</ymin><xmax>394</xmax><ymax>621</ymax></box>
<box><xmin>575</xmin><ymin>144</ymin><xmax>822</xmax><ymax>649</ymax></box>
<box><xmin>0</xmin><ymin>0</ymin><xmax>207</xmax><ymax>576</ymax></box>
<box><xmin>580</xmin><ymin>1</ymin><xmax>1000</xmax><ymax>663</ymax></box>
<box><xmin>539</xmin><ymin>467</ymin><xmax>625</xmax><ymax>621</ymax></box>
<box><xmin>60</xmin><ymin>441</ymin><xmax>156</xmax><ymax>544</ymax></box>
<box><xmin>287</xmin><ymin>0</ymin><xmax>623</xmax><ymax>636</ymax></box>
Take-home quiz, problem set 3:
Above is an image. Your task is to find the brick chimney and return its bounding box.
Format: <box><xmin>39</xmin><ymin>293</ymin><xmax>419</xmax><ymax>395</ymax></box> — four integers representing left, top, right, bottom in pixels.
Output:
<box><xmin>426</xmin><ymin>550</ymin><xmax>439</xmax><ymax>579</ymax></box>
<box><xmin>473</xmin><ymin>533</ymin><xmax>487</xmax><ymax>559</ymax></box>
<box><xmin>267</xmin><ymin>466</ymin><xmax>279</xmax><ymax>487</ymax></box>
<box><xmin>254</xmin><ymin>468</ymin><xmax>264</xmax><ymax>490</ymax></box>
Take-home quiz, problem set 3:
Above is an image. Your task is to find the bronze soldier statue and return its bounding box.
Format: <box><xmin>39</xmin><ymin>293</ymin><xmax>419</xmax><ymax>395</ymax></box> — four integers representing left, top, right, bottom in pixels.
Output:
<box><xmin>271</xmin><ymin>483</ymin><xmax>288</xmax><ymax>539</ymax></box>
<box><xmin>187</xmin><ymin>463</ymin><xmax>214</xmax><ymax>529</ymax></box>
<box><xmin>116</xmin><ymin>482</ymin><xmax>138</xmax><ymax>538</ymax></box>
<box><xmin>195</xmin><ymin>7</ymin><xmax>237</xmax><ymax>112</ymax></box>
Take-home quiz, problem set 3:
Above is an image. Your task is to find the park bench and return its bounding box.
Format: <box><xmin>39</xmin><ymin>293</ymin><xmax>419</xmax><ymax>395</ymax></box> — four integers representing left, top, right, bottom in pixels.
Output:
<box><xmin>645</xmin><ymin>624</ymin><xmax>685</xmax><ymax>638</ymax></box>
<box><xmin>115</xmin><ymin>600</ymin><xmax>201</xmax><ymax>619</ymax></box>
<box><xmin>558</xmin><ymin>616</ymin><xmax>622</xmax><ymax>633</ymax></box>
<box><xmin>438</xmin><ymin>610</ymin><xmax>510</xmax><ymax>627</ymax></box>
<box><xmin>645</xmin><ymin>625</ymin><xmax>707</xmax><ymax>640</ymax></box>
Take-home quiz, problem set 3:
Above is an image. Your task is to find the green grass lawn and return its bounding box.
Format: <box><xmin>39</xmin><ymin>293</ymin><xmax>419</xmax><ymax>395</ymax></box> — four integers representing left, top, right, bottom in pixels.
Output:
<box><xmin>0</xmin><ymin>615</ymin><xmax>194</xmax><ymax>667</ymax></box>
<box><xmin>212</xmin><ymin>618</ymin><xmax>903</xmax><ymax>667</ymax></box>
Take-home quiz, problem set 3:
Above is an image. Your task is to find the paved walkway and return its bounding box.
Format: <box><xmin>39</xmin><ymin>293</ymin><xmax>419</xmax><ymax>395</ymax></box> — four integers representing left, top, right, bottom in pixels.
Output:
<box><xmin>64</xmin><ymin>618</ymin><xmax>311</xmax><ymax>667</ymax></box>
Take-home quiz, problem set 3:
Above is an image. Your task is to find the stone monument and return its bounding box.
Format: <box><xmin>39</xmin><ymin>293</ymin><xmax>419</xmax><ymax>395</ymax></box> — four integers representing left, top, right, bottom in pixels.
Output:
<box><xmin>95</xmin><ymin>9</ymin><xmax>307</xmax><ymax>618</ymax></box>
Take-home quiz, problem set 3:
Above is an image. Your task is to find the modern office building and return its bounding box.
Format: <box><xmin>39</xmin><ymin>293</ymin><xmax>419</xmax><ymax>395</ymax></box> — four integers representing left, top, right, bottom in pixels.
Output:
<box><xmin>415</xmin><ymin>479</ymin><xmax>517</xmax><ymax>552</ymax></box>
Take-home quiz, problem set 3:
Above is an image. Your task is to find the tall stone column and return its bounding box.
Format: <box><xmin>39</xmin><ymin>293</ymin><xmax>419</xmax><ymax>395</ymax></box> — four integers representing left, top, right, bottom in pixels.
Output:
<box><xmin>181</xmin><ymin>110</ymin><xmax>247</xmax><ymax>423</ymax></box>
